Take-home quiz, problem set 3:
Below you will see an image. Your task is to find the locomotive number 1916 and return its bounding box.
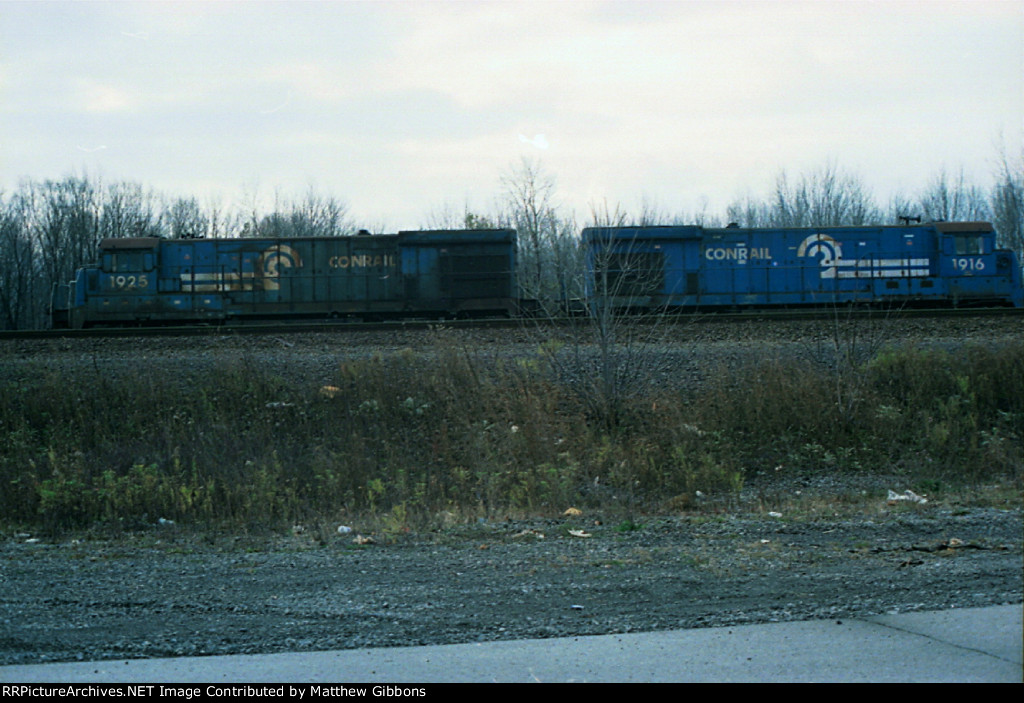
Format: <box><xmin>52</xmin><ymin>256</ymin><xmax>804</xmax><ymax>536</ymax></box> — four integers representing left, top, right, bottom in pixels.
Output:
<box><xmin>953</xmin><ymin>257</ymin><xmax>985</xmax><ymax>272</ymax></box>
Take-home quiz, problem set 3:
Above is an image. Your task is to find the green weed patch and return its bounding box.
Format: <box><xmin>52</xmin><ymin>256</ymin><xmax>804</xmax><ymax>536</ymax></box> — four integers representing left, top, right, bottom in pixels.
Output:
<box><xmin>2</xmin><ymin>339</ymin><xmax>1020</xmax><ymax>533</ymax></box>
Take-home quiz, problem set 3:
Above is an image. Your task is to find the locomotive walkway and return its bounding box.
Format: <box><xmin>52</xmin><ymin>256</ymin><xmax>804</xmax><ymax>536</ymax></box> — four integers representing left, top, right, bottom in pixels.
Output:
<box><xmin>1</xmin><ymin>604</ymin><xmax>1020</xmax><ymax>683</ymax></box>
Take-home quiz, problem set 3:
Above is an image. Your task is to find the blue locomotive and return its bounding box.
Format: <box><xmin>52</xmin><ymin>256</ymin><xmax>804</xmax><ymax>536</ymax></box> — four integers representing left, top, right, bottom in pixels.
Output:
<box><xmin>55</xmin><ymin>229</ymin><xmax>518</xmax><ymax>328</ymax></box>
<box><xmin>583</xmin><ymin>221</ymin><xmax>1023</xmax><ymax>310</ymax></box>
<box><xmin>53</xmin><ymin>221</ymin><xmax>1022</xmax><ymax>327</ymax></box>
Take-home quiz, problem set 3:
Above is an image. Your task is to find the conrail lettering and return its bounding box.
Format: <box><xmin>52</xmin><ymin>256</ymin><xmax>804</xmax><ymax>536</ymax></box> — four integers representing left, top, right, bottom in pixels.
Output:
<box><xmin>705</xmin><ymin>246</ymin><xmax>773</xmax><ymax>262</ymax></box>
<box><xmin>328</xmin><ymin>255</ymin><xmax>398</xmax><ymax>269</ymax></box>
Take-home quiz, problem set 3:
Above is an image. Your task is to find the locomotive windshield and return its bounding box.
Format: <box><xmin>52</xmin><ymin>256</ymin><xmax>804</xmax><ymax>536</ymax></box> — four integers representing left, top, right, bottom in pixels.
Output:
<box><xmin>101</xmin><ymin>251</ymin><xmax>155</xmax><ymax>273</ymax></box>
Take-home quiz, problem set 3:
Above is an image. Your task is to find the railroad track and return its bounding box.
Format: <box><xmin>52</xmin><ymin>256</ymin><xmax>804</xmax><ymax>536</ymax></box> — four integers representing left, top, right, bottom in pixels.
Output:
<box><xmin>1</xmin><ymin>305</ymin><xmax>1021</xmax><ymax>341</ymax></box>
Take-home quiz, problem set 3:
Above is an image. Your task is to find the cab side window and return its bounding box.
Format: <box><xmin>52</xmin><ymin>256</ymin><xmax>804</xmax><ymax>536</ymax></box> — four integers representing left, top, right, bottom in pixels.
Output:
<box><xmin>954</xmin><ymin>236</ymin><xmax>983</xmax><ymax>255</ymax></box>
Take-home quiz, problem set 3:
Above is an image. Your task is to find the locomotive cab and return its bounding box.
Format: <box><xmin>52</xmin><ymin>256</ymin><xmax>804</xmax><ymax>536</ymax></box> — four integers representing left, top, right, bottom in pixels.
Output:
<box><xmin>935</xmin><ymin>222</ymin><xmax>1023</xmax><ymax>307</ymax></box>
<box><xmin>69</xmin><ymin>238</ymin><xmax>161</xmax><ymax>327</ymax></box>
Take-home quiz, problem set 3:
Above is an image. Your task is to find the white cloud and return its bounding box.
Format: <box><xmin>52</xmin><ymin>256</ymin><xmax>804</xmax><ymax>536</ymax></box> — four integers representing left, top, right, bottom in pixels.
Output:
<box><xmin>264</xmin><ymin>62</ymin><xmax>354</xmax><ymax>103</ymax></box>
<box><xmin>2</xmin><ymin>0</ymin><xmax>1021</xmax><ymax>227</ymax></box>
<box><xmin>76</xmin><ymin>81</ymin><xmax>137</xmax><ymax>114</ymax></box>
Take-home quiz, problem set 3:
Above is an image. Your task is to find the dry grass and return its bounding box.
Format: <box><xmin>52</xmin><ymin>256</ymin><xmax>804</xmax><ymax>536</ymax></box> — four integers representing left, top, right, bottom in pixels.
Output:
<box><xmin>1</xmin><ymin>335</ymin><xmax>1020</xmax><ymax>534</ymax></box>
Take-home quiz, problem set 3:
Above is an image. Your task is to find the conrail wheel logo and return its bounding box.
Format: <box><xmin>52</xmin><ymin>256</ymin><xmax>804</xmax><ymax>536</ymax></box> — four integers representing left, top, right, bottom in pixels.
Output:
<box><xmin>257</xmin><ymin>245</ymin><xmax>303</xmax><ymax>290</ymax></box>
<box><xmin>797</xmin><ymin>233</ymin><xmax>929</xmax><ymax>279</ymax></box>
<box><xmin>797</xmin><ymin>234</ymin><xmax>842</xmax><ymax>269</ymax></box>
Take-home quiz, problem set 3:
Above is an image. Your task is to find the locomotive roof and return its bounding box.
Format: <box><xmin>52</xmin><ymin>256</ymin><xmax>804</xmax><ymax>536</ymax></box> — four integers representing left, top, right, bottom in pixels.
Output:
<box><xmin>99</xmin><ymin>237</ymin><xmax>162</xmax><ymax>249</ymax></box>
<box><xmin>97</xmin><ymin>229</ymin><xmax>517</xmax><ymax>250</ymax></box>
<box><xmin>582</xmin><ymin>222</ymin><xmax>996</xmax><ymax>238</ymax></box>
<box><xmin>932</xmin><ymin>221</ymin><xmax>994</xmax><ymax>233</ymax></box>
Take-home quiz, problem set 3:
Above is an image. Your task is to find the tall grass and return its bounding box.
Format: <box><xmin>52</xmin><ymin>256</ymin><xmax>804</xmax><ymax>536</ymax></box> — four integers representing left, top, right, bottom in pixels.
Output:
<box><xmin>1</xmin><ymin>337</ymin><xmax>1020</xmax><ymax>533</ymax></box>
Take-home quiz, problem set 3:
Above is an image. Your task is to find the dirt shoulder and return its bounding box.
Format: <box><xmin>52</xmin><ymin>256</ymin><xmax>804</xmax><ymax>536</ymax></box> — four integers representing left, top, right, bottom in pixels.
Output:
<box><xmin>2</xmin><ymin>503</ymin><xmax>1020</xmax><ymax>665</ymax></box>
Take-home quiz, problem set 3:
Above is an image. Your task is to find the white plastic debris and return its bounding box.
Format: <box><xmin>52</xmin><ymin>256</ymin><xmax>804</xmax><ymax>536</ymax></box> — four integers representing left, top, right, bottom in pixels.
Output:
<box><xmin>568</xmin><ymin>529</ymin><xmax>591</xmax><ymax>538</ymax></box>
<box><xmin>768</xmin><ymin>511</ymin><xmax>783</xmax><ymax>518</ymax></box>
<box><xmin>887</xmin><ymin>489</ymin><xmax>928</xmax><ymax>504</ymax></box>
<box><xmin>158</xmin><ymin>517</ymin><xmax>175</xmax><ymax>526</ymax></box>
<box><xmin>512</xmin><ymin>529</ymin><xmax>545</xmax><ymax>539</ymax></box>
<box><xmin>904</xmin><ymin>489</ymin><xmax>927</xmax><ymax>504</ymax></box>
<box><xmin>337</xmin><ymin>525</ymin><xmax>353</xmax><ymax>534</ymax></box>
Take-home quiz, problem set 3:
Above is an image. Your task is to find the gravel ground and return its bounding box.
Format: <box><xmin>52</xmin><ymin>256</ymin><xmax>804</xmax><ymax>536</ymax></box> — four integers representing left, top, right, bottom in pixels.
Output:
<box><xmin>1</xmin><ymin>314</ymin><xmax>1020</xmax><ymax>665</ymax></box>
<box><xmin>3</xmin><ymin>314</ymin><xmax>1021</xmax><ymax>393</ymax></box>
<box><xmin>1</xmin><ymin>504</ymin><xmax>1020</xmax><ymax>665</ymax></box>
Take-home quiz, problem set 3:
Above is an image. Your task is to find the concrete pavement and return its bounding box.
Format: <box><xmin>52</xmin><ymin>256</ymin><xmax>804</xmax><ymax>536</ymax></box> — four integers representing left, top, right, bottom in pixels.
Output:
<box><xmin>1</xmin><ymin>604</ymin><xmax>1020</xmax><ymax>683</ymax></box>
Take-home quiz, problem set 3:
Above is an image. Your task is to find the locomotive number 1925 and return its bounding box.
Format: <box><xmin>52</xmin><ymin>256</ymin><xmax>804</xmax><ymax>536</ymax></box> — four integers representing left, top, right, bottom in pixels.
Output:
<box><xmin>110</xmin><ymin>275</ymin><xmax>149</xmax><ymax>290</ymax></box>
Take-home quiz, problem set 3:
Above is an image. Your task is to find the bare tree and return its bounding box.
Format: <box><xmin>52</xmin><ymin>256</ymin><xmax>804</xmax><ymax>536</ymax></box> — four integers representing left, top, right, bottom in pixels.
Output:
<box><xmin>0</xmin><ymin>190</ymin><xmax>35</xmax><ymax>329</ymax></box>
<box><xmin>501</xmin><ymin>157</ymin><xmax>562</xmax><ymax>300</ymax></box>
<box><xmin>589</xmin><ymin>199</ymin><xmax>628</xmax><ymax>228</ymax></box>
<box><xmin>991</xmin><ymin>149</ymin><xmax>1023</xmax><ymax>259</ymax></box>
<box><xmin>421</xmin><ymin>201</ymin><xmax>462</xmax><ymax>230</ymax></box>
<box><xmin>100</xmin><ymin>181</ymin><xmax>164</xmax><ymax>240</ymax></box>
<box><xmin>772</xmin><ymin>162</ymin><xmax>881</xmax><ymax>227</ymax></box>
<box><xmin>238</xmin><ymin>180</ymin><xmax>265</xmax><ymax>238</ymax></box>
<box><xmin>0</xmin><ymin>176</ymin><xmax>108</xmax><ymax>328</ymax></box>
<box><xmin>165</xmin><ymin>196</ymin><xmax>209</xmax><ymax>239</ymax></box>
<box><xmin>725</xmin><ymin>193</ymin><xmax>772</xmax><ymax>228</ymax></box>
<box><xmin>723</xmin><ymin>162</ymin><xmax>882</xmax><ymax>228</ymax></box>
<box><xmin>291</xmin><ymin>185</ymin><xmax>353</xmax><ymax>237</ymax></box>
<box><xmin>918</xmin><ymin>167</ymin><xmax>990</xmax><ymax>223</ymax></box>
<box><xmin>203</xmin><ymin>194</ymin><xmax>238</xmax><ymax>239</ymax></box>
<box><xmin>885</xmin><ymin>192</ymin><xmax>919</xmax><ymax>225</ymax></box>
<box><xmin>421</xmin><ymin>200</ymin><xmax>502</xmax><ymax>231</ymax></box>
<box><xmin>30</xmin><ymin>177</ymin><xmax>101</xmax><ymax>305</ymax></box>
<box><xmin>523</xmin><ymin>220</ymin><xmax>682</xmax><ymax>432</ymax></box>
<box><xmin>249</xmin><ymin>186</ymin><xmax>354</xmax><ymax>239</ymax></box>
<box><xmin>627</xmin><ymin>195</ymin><xmax>722</xmax><ymax>228</ymax></box>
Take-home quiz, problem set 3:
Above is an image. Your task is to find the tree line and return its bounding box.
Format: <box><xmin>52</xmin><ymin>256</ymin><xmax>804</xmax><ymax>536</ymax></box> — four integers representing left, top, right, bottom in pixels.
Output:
<box><xmin>479</xmin><ymin>156</ymin><xmax>1024</xmax><ymax>303</ymax></box>
<box><xmin>1</xmin><ymin>152</ymin><xmax>1021</xmax><ymax>330</ymax></box>
<box><xmin>0</xmin><ymin>179</ymin><xmax>354</xmax><ymax>329</ymax></box>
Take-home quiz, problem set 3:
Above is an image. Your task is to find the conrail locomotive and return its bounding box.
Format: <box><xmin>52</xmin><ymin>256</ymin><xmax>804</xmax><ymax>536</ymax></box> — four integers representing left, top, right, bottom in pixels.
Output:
<box><xmin>53</xmin><ymin>228</ymin><xmax>519</xmax><ymax>328</ymax></box>
<box><xmin>583</xmin><ymin>221</ymin><xmax>1022</xmax><ymax>310</ymax></box>
<box><xmin>52</xmin><ymin>221</ymin><xmax>1022</xmax><ymax>327</ymax></box>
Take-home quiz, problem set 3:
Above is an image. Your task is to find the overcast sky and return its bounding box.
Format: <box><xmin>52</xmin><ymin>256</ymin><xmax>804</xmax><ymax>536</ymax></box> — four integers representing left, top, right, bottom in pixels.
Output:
<box><xmin>1</xmin><ymin>0</ymin><xmax>1021</xmax><ymax>230</ymax></box>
